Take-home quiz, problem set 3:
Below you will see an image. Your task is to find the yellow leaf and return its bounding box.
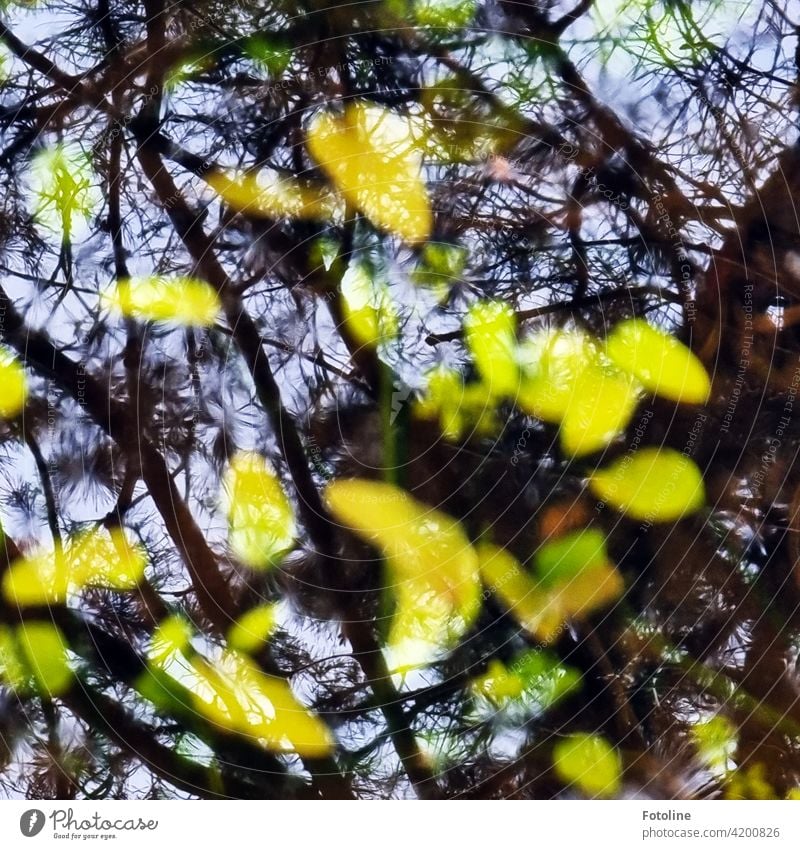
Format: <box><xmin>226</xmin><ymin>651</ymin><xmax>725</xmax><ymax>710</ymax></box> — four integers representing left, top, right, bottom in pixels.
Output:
<box><xmin>473</xmin><ymin>659</ymin><xmax>526</xmax><ymax>704</ymax></box>
<box><xmin>553</xmin><ymin>733</ymin><xmax>622</xmax><ymax>797</ymax></box>
<box><xmin>479</xmin><ymin>533</ymin><xmax>623</xmax><ymax>642</ymax></box>
<box><xmin>3</xmin><ymin>527</ymin><xmax>147</xmax><ymax>606</ymax></box>
<box><xmin>464</xmin><ymin>299</ymin><xmax>519</xmax><ymax>396</ymax></box>
<box><xmin>228</xmin><ymin>604</ymin><xmax>278</xmax><ymax>654</ymax></box>
<box><xmin>324</xmin><ymin>479</ymin><xmax>481</xmax><ymax>671</ymax></box>
<box><xmin>70</xmin><ymin>526</ymin><xmax>146</xmax><ymax>590</ymax></box>
<box><xmin>560</xmin><ymin>364</ymin><xmax>641</xmax><ymax>456</ymax></box>
<box><xmin>0</xmin><ymin>349</ymin><xmax>26</xmax><ymax>418</ymax></box>
<box><xmin>606</xmin><ymin>318</ymin><xmax>711</xmax><ymax>404</ymax></box>
<box><xmin>517</xmin><ymin>328</ymin><xmax>598</xmax><ymax>423</ymax></box>
<box><xmin>107</xmin><ymin>276</ymin><xmax>221</xmax><ymax>326</ymax></box>
<box><xmin>589</xmin><ymin>447</ymin><xmax>706</xmax><ymax>522</ymax></box>
<box><xmin>415</xmin><ymin>366</ymin><xmax>498</xmax><ymax>440</ymax></box>
<box><xmin>3</xmin><ymin>550</ymin><xmax>69</xmax><ymax>606</ymax></box>
<box><xmin>206</xmin><ymin>169</ymin><xmax>339</xmax><ymax>220</ymax></box>
<box><xmin>148</xmin><ymin>615</ymin><xmax>193</xmax><ymax>666</ymax></box>
<box><xmin>307</xmin><ymin>101</ymin><xmax>432</xmax><ymax>244</ymax></box>
<box><xmin>477</xmin><ymin>542</ymin><xmax>557</xmax><ymax>641</ymax></box>
<box><xmin>190</xmin><ymin>650</ymin><xmax>334</xmax><ymax>757</ymax></box>
<box><xmin>223</xmin><ymin>452</ymin><xmax>296</xmax><ymax>568</ymax></box>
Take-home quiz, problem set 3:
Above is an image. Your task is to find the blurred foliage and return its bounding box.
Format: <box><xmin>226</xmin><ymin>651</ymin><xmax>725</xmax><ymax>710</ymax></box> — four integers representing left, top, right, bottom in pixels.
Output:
<box><xmin>0</xmin><ymin>0</ymin><xmax>795</xmax><ymax>802</ymax></box>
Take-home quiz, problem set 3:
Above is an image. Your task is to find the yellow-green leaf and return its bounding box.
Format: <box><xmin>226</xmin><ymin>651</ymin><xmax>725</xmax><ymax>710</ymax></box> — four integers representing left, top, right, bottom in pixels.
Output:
<box><xmin>307</xmin><ymin>101</ymin><xmax>432</xmax><ymax>244</ymax></box>
<box><xmin>464</xmin><ymin>299</ymin><xmax>519</xmax><ymax>396</ymax></box>
<box><xmin>0</xmin><ymin>625</ymin><xmax>27</xmax><ymax>691</ymax></box>
<box><xmin>228</xmin><ymin>604</ymin><xmax>278</xmax><ymax>654</ymax></box>
<box><xmin>414</xmin><ymin>0</ymin><xmax>476</xmax><ymax>29</ymax></box>
<box><xmin>589</xmin><ymin>447</ymin><xmax>706</xmax><ymax>522</ymax></box>
<box><xmin>560</xmin><ymin>364</ymin><xmax>641</xmax><ymax>456</ymax></box>
<box><xmin>0</xmin><ymin>349</ymin><xmax>26</xmax><ymax>418</ymax></box>
<box><xmin>693</xmin><ymin>715</ymin><xmax>736</xmax><ymax>775</ymax></box>
<box><xmin>108</xmin><ymin>276</ymin><xmax>221</xmax><ymax>326</ymax></box>
<box><xmin>29</xmin><ymin>143</ymin><xmax>98</xmax><ymax>239</ymax></box>
<box><xmin>206</xmin><ymin>169</ymin><xmax>339</xmax><ymax>220</ymax></box>
<box><xmin>471</xmin><ymin>651</ymin><xmax>580</xmax><ymax>716</ymax></box>
<box><xmin>606</xmin><ymin>318</ymin><xmax>711</xmax><ymax>404</ymax></box>
<box><xmin>517</xmin><ymin>328</ymin><xmax>598</xmax><ymax>423</ymax></box>
<box><xmin>143</xmin><ymin>621</ymin><xmax>333</xmax><ymax>757</ymax></box>
<box><xmin>17</xmin><ymin>621</ymin><xmax>71</xmax><ymax>696</ymax></box>
<box><xmin>223</xmin><ymin>452</ymin><xmax>296</xmax><ymax>568</ymax></box>
<box><xmin>553</xmin><ymin>733</ymin><xmax>622</xmax><ymax>797</ymax></box>
<box><xmin>324</xmin><ymin>479</ymin><xmax>481</xmax><ymax>671</ymax></box>
<box><xmin>164</xmin><ymin>54</ymin><xmax>213</xmax><ymax>92</ymax></box>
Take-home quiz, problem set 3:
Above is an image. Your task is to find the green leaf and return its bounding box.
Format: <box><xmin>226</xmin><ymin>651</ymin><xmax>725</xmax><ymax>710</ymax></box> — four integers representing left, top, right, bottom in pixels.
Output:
<box><xmin>324</xmin><ymin>479</ymin><xmax>481</xmax><ymax>671</ymax></box>
<box><xmin>533</xmin><ymin>528</ymin><xmax>607</xmax><ymax>587</ymax></box>
<box><xmin>464</xmin><ymin>299</ymin><xmax>519</xmax><ymax>396</ymax></box>
<box><xmin>553</xmin><ymin>733</ymin><xmax>622</xmax><ymax>797</ymax></box>
<box><xmin>307</xmin><ymin>101</ymin><xmax>432</xmax><ymax>244</ymax></box>
<box><xmin>164</xmin><ymin>55</ymin><xmax>212</xmax><ymax>92</ymax></box>
<box><xmin>223</xmin><ymin>452</ymin><xmax>296</xmax><ymax>569</ymax></box>
<box><xmin>412</xmin><ymin>241</ymin><xmax>467</xmax><ymax>291</ymax></box>
<box><xmin>107</xmin><ymin>276</ymin><xmax>222</xmax><ymax>326</ymax></box>
<box><xmin>244</xmin><ymin>35</ymin><xmax>292</xmax><ymax>76</ymax></box>
<box><xmin>605</xmin><ymin>318</ymin><xmax>711</xmax><ymax>404</ymax></box>
<box><xmin>589</xmin><ymin>447</ymin><xmax>706</xmax><ymax>522</ymax></box>
<box><xmin>414</xmin><ymin>0</ymin><xmax>477</xmax><ymax>30</ymax></box>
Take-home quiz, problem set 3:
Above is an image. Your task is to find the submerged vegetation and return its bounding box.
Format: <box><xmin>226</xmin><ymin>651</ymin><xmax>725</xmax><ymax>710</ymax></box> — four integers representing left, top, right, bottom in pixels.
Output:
<box><xmin>0</xmin><ymin>0</ymin><xmax>797</xmax><ymax>799</ymax></box>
